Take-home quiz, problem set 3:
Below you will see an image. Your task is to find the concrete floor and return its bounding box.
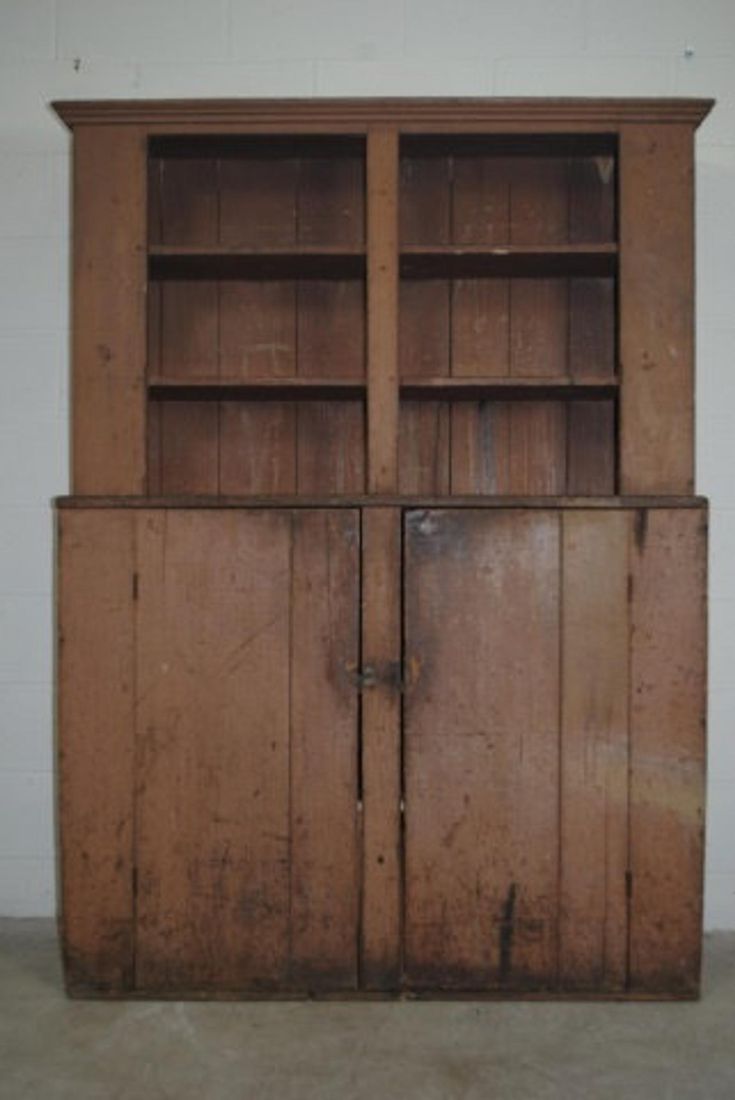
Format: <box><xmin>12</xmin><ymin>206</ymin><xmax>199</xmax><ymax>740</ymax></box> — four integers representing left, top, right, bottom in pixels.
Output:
<box><xmin>1</xmin><ymin>922</ymin><xmax>734</xmax><ymax>1100</ymax></box>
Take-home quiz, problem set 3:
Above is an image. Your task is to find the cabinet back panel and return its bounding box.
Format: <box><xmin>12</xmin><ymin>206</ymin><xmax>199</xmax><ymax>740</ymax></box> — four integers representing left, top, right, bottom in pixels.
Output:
<box><xmin>399</xmin><ymin>276</ymin><xmax>615</xmax><ymax>380</ymax></box>
<box><xmin>149</xmin><ymin>279</ymin><xmax>365</xmax><ymax>381</ymax></box>
<box><xmin>399</xmin><ymin>144</ymin><xmax>616</xmax><ymax>247</ymax></box>
<box><xmin>149</xmin><ymin>139</ymin><xmax>365</xmax><ymax>248</ymax></box>
<box><xmin>150</xmin><ymin>399</ymin><xmax>366</xmax><ymax>496</ymax></box>
<box><xmin>398</xmin><ymin>399</ymin><xmax>615</xmax><ymax>495</ymax></box>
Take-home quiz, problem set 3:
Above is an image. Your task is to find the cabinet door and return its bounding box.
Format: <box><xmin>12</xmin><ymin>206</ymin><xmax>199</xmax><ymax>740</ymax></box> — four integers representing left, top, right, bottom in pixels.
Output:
<box><xmin>402</xmin><ymin>507</ymin><xmax>706</xmax><ymax>995</ymax></box>
<box><xmin>403</xmin><ymin>508</ymin><xmax>562</xmax><ymax>990</ymax></box>
<box><xmin>58</xmin><ymin>507</ymin><xmax>361</xmax><ymax>995</ymax></box>
<box><xmin>134</xmin><ymin>509</ymin><xmax>360</xmax><ymax>993</ymax></box>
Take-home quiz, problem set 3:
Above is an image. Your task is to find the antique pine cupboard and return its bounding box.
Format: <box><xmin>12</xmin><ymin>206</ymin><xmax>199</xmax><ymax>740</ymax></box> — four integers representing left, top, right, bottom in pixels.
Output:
<box><xmin>54</xmin><ymin>97</ymin><xmax>711</xmax><ymax>999</ymax></box>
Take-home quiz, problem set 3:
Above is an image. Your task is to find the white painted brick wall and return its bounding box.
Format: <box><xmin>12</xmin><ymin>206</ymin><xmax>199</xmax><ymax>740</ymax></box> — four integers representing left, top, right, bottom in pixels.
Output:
<box><xmin>0</xmin><ymin>0</ymin><xmax>732</xmax><ymax>928</ymax></box>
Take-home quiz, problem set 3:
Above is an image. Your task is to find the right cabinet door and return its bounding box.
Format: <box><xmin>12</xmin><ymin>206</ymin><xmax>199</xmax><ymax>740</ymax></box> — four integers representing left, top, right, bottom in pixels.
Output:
<box><xmin>402</xmin><ymin>506</ymin><xmax>706</xmax><ymax>995</ymax></box>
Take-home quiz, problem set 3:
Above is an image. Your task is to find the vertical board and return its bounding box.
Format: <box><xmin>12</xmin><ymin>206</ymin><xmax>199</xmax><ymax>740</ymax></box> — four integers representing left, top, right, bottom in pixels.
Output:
<box><xmin>367</xmin><ymin>128</ymin><xmax>399</xmax><ymax>492</ymax></box>
<box><xmin>158</xmin><ymin>157</ymin><xmax>218</xmax><ymax>244</ymax></box>
<box><xmin>452</xmin><ymin>156</ymin><xmax>510</xmax><ymax>377</ymax></box>
<box><xmin>72</xmin><ymin>126</ymin><xmax>146</xmax><ymax>493</ymax></box>
<box><xmin>398</xmin><ymin>402</ymin><xmax>450</xmax><ymax>495</ymax></box>
<box><xmin>400</xmin><ymin>153</ymin><xmax>450</xmax><ymax>245</ymax></box>
<box><xmin>451</xmin><ymin>402</ymin><xmax>566</xmax><ymax>495</ymax></box>
<box><xmin>219</xmin><ymin>282</ymin><xmax>296</xmax><ymax>378</ymax></box>
<box><xmin>134</xmin><ymin>509</ymin><xmax>360</xmax><ymax>993</ymax></box>
<box><xmin>298</xmin><ymin>153</ymin><xmax>365</xmax><ymax>246</ymax></box>
<box><xmin>297</xmin><ymin>402</ymin><xmax>365</xmax><ymax>494</ymax></box>
<box><xmin>135</xmin><ymin>510</ymin><xmax>292</xmax><ymax>991</ymax></box>
<box><xmin>159</xmin><ymin>282</ymin><xmax>219</xmax><ymax>377</ymax></box>
<box><xmin>219</xmin><ymin>156</ymin><xmax>298</xmax><ymax>246</ymax></box>
<box><xmin>559</xmin><ymin>511</ymin><xmax>629</xmax><ymax>991</ymax></box>
<box><xmin>509</xmin><ymin>280</ymin><xmax>568</xmax><ymax>377</ymax></box>
<box><xmin>297</xmin><ymin>281</ymin><xmax>365</xmax><ymax>379</ymax></box>
<box><xmin>399</xmin><ymin>281</ymin><xmax>450</xmax><ymax>378</ymax></box>
<box><xmin>452</xmin><ymin>280</ymin><xmax>510</xmax><ymax>376</ymax></box>
<box><xmin>567</xmin><ymin>401</ymin><xmax>616</xmax><ymax>496</ymax></box>
<box><xmin>290</xmin><ymin>510</ymin><xmax>361</xmax><ymax>987</ymax></box>
<box><xmin>58</xmin><ymin>510</ymin><xmax>136</xmax><ymax>992</ymax></box>
<box><xmin>361</xmin><ymin>508</ymin><xmax>402</xmax><ymax>988</ymax></box>
<box><xmin>619</xmin><ymin>125</ymin><xmax>695</xmax><ymax>493</ymax></box>
<box><xmin>219</xmin><ymin>402</ymin><xmax>297</xmax><ymax>494</ymax></box>
<box><xmin>158</xmin><ymin>402</ymin><xmax>219</xmax><ymax>495</ymax></box>
<box><xmin>629</xmin><ymin>508</ymin><xmax>707</xmax><ymax>994</ymax></box>
<box><xmin>569</xmin><ymin>278</ymin><xmax>615</xmax><ymax>379</ymax></box>
<box><xmin>403</xmin><ymin>509</ymin><xmax>560</xmax><ymax>990</ymax></box>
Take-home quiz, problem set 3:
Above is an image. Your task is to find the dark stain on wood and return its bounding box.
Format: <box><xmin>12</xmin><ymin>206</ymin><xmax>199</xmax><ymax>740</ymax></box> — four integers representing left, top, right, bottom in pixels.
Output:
<box><xmin>634</xmin><ymin>507</ymin><xmax>649</xmax><ymax>553</ymax></box>
<box><xmin>498</xmin><ymin>882</ymin><xmax>518</xmax><ymax>983</ymax></box>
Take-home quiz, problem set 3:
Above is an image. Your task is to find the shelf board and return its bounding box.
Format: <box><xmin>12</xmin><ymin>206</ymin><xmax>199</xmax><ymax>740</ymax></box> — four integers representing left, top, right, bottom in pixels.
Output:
<box><xmin>400</xmin><ymin>376</ymin><xmax>618</xmax><ymax>400</ymax></box>
<box><xmin>149</xmin><ymin>245</ymin><xmax>366</xmax><ymax>280</ymax></box>
<box><xmin>57</xmin><ymin>495</ymin><xmax>709</xmax><ymax>511</ymax></box>
<box><xmin>149</xmin><ymin>375</ymin><xmax>616</xmax><ymax>402</ymax></box>
<box><xmin>148</xmin><ymin>244</ymin><xmax>615</xmax><ymax>279</ymax></box>
<box><xmin>401</xmin><ymin>243</ymin><xmax>617</xmax><ymax>278</ymax></box>
<box><xmin>148</xmin><ymin>376</ymin><xmax>366</xmax><ymax>401</ymax></box>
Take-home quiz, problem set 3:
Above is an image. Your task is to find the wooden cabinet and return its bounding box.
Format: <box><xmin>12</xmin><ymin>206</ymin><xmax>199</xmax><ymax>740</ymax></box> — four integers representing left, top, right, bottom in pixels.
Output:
<box><xmin>54</xmin><ymin>97</ymin><xmax>711</xmax><ymax>998</ymax></box>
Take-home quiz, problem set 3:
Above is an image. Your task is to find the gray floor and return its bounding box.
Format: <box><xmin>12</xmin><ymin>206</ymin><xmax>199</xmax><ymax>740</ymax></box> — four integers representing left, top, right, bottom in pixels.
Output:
<box><xmin>1</xmin><ymin>921</ymin><xmax>734</xmax><ymax>1100</ymax></box>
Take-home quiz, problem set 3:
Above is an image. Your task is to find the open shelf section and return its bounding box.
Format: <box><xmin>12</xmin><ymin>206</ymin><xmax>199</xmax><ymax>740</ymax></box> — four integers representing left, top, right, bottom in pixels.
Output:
<box><xmin>401</xmin><ymin>244</ymin><xmax>617</xmax><ymax>278</ymax></box>
<box><xmin>148</xmin><ymin>377</ymin><xmax>366</xmax><ymax>401</ymax></box>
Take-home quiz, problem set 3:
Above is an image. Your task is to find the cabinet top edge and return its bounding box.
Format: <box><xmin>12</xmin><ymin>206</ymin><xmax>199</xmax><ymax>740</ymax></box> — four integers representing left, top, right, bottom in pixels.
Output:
<box><xmin>55</xmin><ymin>495</ymin><xmax>709</xmax><ymax>511</ymax></box>
<box><xmin>50</xmin><ymin>96</ymin><xmax>715</xmax><ymax>130</ymax></box>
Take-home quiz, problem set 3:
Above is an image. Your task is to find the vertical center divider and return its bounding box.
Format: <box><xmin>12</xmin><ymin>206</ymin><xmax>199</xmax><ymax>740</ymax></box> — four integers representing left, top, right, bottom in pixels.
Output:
<box><xmin>366</xmin><ymin>128</ymin><xmax>400</xmax><ymax>493</ymax></box>
<box><xmin>360</xmin><ymin>507</ymin><xmax>402</xmax><ymax>989</ymax></box>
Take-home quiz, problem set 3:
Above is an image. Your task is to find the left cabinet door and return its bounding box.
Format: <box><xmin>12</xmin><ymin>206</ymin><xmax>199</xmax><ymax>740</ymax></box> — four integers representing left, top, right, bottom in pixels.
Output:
<box><xmin>58</xmin><ymin>507</ymin><xmax>361</xmax><ymax>996</ymax></box>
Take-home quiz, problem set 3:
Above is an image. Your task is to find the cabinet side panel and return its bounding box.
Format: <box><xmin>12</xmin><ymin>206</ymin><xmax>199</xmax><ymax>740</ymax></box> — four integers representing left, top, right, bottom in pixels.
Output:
<box><xmin>58</xmin><ymin>510</ymin><xmax>136</xmax><ymax>992</ymax></box>
<box><xmin>629</xmin><ymin>508</ymin><xmax>707</xmax><ymax>994</ymax></box>
<box><xmin>619</xmin><ymin>125</ymin><xmax>695</xmax><ymax>494</ymax></box>
<box><xmin>72</xmin><ymin>126</ymin><xmax>146</xmax><ymax>494</ymax></box>
<box><xmin>403</xmin><ymin>509</ymin><xmax>560</xmax><ymax>990</ymax></box>
<box><xmin>290</xmin><ymin>510</ymin><xmax>361</xmax><ymax>988</ymax></box>
<box><xmin>559</xmin><ymin>510</ymin><xmax>629</xmax><ymax>991</ymax></box>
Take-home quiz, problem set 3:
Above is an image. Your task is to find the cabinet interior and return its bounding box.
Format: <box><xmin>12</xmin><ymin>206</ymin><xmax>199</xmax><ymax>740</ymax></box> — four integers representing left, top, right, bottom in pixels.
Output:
<box><xmin>146</xmin><ymin>132</ymin><xmax>618</xmax><ymax>497</ymax></box>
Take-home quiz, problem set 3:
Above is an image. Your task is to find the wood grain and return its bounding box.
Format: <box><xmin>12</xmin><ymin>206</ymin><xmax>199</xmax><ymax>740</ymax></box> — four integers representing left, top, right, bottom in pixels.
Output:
<box><xmin>158</xmin><ymin>402</ymin><xmax>219</xmax><ymax>494</ymax></box>
<box><xmin>297</xmin><ymin>402</ymin><xmax>365</xmax><ymax>494</ymax></box>
<box><xmin>72</xmin><ymin>126</ymin><xmax>146</xmax><ymax>493</ymax></box>
<box><xmin>367</xmin><ymin>128</ymin><xmax>399</xmax><ymax>492</ymax></box>
<box><xmin>559</xmin><ymin>510</ymin><xmax>629</xmax><ymax>991</ymax></box>
<box><xmin>398</xmin><ymin>402</ymin><xmax>450</xmax><ymax>495</ymax></box>
<box><xmin>361</xmin><ymin>508</ymin><xmax>402</xmax><ymax>988</ymax></box>
<box><xmin>567</xmin><ymin>400</ymin><xmax>616</xmax><ymax>496</ymax></box>
<box><xmin>403</xmin><ymin>509</ymin><xmax>560</xmax><ymax>990</ymax></box>
<box><xmin>619</xmin><ymin>125</ymin><xmax>694</xmax><ymax>493</ymax></box>
<box><xmin>58</xmin><ymin>510</ymin><xmax>136</xmax><ymax>992</ymax></box>
<box><xmin>219</xmin><ymin>402</ymin><xmax>297</xmax><ymax>494</ymax></box>
<box><xmin>290</xmin><ymin>510</ymin><xmax>361</xmax><ymax>988</ymax></box>
<box><xmin>628</xmin><ymin>507</ymin><xmax>707</xmax><ymax>994</ymax></box>
<box><xmin>134</xmin><ymin>510</ymin><xmax>293</xmax><ymax>991</ymax></box>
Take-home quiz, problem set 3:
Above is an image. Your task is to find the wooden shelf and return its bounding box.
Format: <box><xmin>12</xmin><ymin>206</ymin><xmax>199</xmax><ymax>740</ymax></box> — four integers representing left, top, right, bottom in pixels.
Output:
<box><xmin>149</xmin><ymin>245</ymin><xmax>366</xmax><ymax>279</ymax></box>
<box><xmin>400</xmin><ymin>376</ymin><xmax>617</xmax><ymax>400</ymax></box>
<box><xmin>150</xmin><ymin>375</ymin><xmax>616</xmax><ymax>401</ymax></box>
<box><xmin>148</xmin><ymin>376</ymin><xmax>366</xmax><ymax>401</ymax></box>
<box><xmin>57</xmin><ymin>495</ymin><xmax>708</xmax><ymax>511</ymax></box>
<box><xmin>148</xmin><ymin>375</ymin><xmax>616</xmax><ymax>402</ymax></box>
<box><xmin>148</xmin><ymin>244</ymin><xmax>615</xmax><ymax>280</ymax></box>
<box><xmin>400</xmin><ymin>244</ymin><xmax>617</xmax><ymax>278</ymax></box>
